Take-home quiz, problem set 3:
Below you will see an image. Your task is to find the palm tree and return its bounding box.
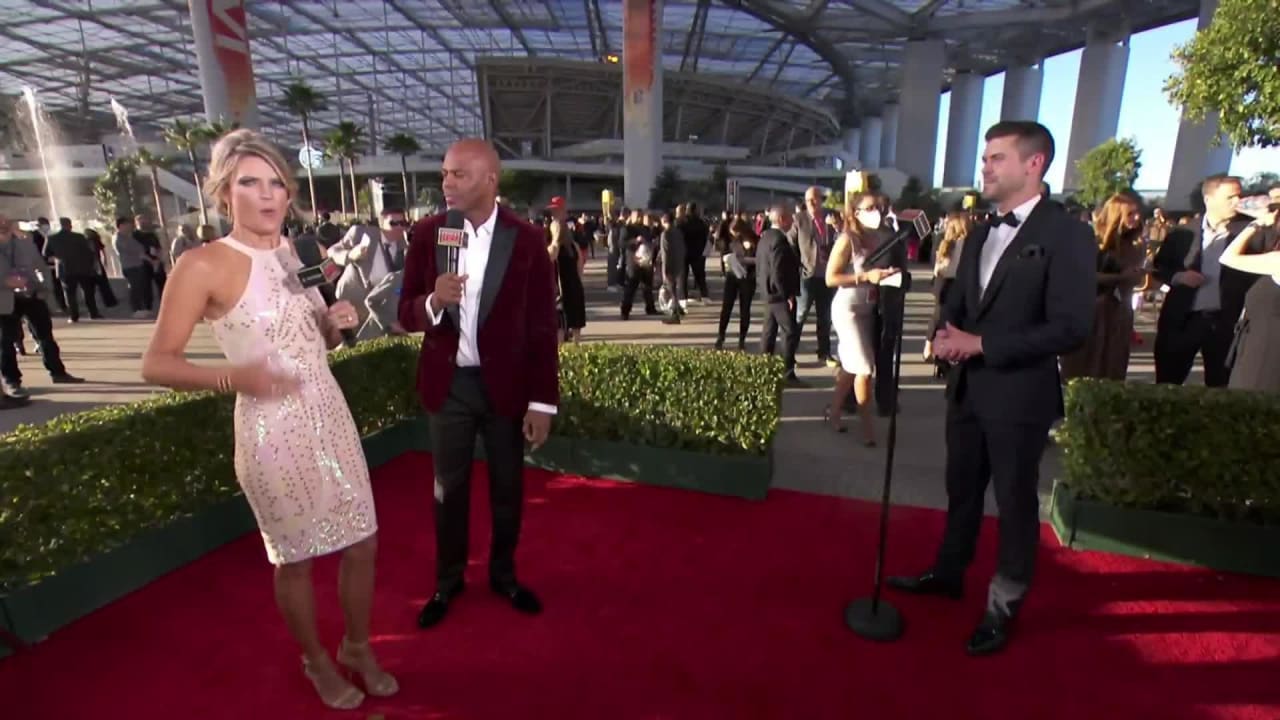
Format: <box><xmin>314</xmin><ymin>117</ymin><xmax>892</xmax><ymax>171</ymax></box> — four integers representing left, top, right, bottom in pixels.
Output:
<box><xmin>133</xmin><ymin>148</ymin><xmax>171</xmax><ymax>237</ymax></box>
<box><xmin>162</xmin><ymin>119</ymin><xmax>210</xmax><ymax>225</ymax></box>
<box><xmin>330</xmin><ymin>121</ymin><xmax>365</xmax><ymax>218</ymax></box>
<box><xmin>324</xmin><ymin>129</ymin><xmax>350</xmax><ymax>217</ymax></box>
<box><xmin>382</xmin><ymin>132</ymin><xmax>421</xmax><ymax>211</ymax></box>
<box><xmin>204</xmin><ymin>119</ymin><xmax>240</xmax><ymax>139</ymax></box>
<box><xmin>281</xmin><ymin>80</ymin><xmax>326</xmax><ymax>216</ymax></box>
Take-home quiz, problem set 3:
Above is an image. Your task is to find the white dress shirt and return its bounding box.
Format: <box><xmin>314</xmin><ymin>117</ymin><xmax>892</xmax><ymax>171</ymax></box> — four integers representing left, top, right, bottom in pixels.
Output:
<box><xmin>427</xmin><ymin>204</ymin><xmax>557</xmax><ymax>416</ymax></box>
<box><xmin>979</xmin><ymin>194</ymin><xmax>1041</xmax><ymax>296</ymax></box>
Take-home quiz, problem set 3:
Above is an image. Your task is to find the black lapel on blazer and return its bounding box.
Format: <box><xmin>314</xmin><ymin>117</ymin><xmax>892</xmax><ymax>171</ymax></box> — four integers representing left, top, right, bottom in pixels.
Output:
<box><xmin>978</xmin><ymin>201</ymin><xmax>1052</xmax><ymax>317</ymax></box>
<box><xmin>479</xmin><ymin>219</ymin><xmax>516</xmax><ymax>328</ymax></box>
<box><xmin>965</xmin><ymin>225</ymin><xmax>991</xmax><ymax>315</ymax></box>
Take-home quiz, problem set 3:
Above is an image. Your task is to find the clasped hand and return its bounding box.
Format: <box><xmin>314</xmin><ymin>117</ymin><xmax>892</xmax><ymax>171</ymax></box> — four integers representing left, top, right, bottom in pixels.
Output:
<box><xmin>933</xmin><ymin>322</ymin><xmax>982</xmax><ymax>363</ymax></box>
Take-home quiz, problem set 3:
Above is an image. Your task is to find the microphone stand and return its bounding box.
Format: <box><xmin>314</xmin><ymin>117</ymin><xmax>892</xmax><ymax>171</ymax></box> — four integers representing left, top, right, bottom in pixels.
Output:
<box><xmin>844</xmin><ymin>230</ymin><xmax>908</xmax><ymax>642</ymax></box>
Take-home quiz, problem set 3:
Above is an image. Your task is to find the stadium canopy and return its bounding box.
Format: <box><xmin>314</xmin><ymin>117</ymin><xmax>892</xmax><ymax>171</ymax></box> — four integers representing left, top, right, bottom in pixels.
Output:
<box><xmin>0</xmin><ymin>0</ymin><xmax>1198</xmax><ymax>153</ymax></box>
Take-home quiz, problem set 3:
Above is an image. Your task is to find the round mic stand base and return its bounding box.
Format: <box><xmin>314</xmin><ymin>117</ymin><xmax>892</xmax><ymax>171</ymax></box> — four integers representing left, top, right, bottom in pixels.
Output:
<box><xmin>844</xmin><ymin>597</ymin><xmax>904</xmax><ymax>642</ymax></box>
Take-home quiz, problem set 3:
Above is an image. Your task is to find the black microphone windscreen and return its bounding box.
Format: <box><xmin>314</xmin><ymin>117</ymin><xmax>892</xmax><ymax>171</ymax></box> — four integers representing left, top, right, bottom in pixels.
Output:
<box><xmin>444</xmin><ymin>209</ymin><xmax>465</xmax><ymax>229</ymax></box>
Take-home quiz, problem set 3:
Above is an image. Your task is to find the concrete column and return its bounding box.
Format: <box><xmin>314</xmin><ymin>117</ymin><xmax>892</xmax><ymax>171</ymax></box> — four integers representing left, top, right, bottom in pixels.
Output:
<box><xmin>880</xmin><ymin>104</ymin><xmax>899</xmax><ymax>168</ymax></box>
<box><xmin>895</xmin><ymin>39</ymin><xmax>945</xmax><ymax>185</ymax></box>
<box><xmin>1063</xmin><ymin>26</ymin><xmax>1130</xmax><ymax>190</ymax></box>
<box><xmin>622</xmin><ymin>0</ymin><xmax>663</xmax><ymax>209</ymax></box>
<box><xmin>188</xmin><ymin>0</ymin><xmax>260</xmax><ymax>127</ymax></box>
<box><xmin>1001</xmin><ymin>63</ymin><xmax>1043</xmax><ymax>121</ymax></box>
<box><xmin>943</xmin><ymin>72</ymin><xmax>984</xmax><ymax>187</ymax></box>
<box><xmin>842</xmin><ymin>127</ymin><xmax>861</xmax><ymax>166</ymax></box>
<box><xmin>860</xmin><ymin>116</ymin><xmax>883</xmax><ymax>168</ymax></box>
<box><xmin>1166</xmin><ymin>0</ymin><xmax>1234</xmax><ymax>211</ymax></box>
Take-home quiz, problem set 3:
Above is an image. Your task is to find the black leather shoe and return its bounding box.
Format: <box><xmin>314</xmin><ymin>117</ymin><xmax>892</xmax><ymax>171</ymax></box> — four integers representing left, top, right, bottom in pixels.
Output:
<box><xmin>966</xmin><ymin>611</ymin><xmax>1012</xmax><ymax>656</ymax></box>
<box><xmin>417</xmin><ymin>584</ymin><xmax>464</xmax><ymax>628</ymax></box>
<box><xmin>490</xmin><ymin>581</ymin><xmax>542</xmax><ymax>615</ymax></box>
<box><xmin>886</xmin><ymin>571</ymin><xmax>964</xmax><ymax>599</ymax></box>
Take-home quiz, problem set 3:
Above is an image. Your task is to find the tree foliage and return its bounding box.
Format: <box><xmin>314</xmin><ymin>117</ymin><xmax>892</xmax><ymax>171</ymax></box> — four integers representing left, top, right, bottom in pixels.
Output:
<box><xmin>93</xmin><ymin>155</ymin><xmax>144</xmax><ymax>227</ymax></box>
<box><xmin>1075</xmin><ymin>138</ymin><xmax>1142</xmax><ymax>209</ymax></box>
<box><xmin>1164</xmin><ymin>0</ymin><xmax>1280</xmax><ymax>149</ymax></box>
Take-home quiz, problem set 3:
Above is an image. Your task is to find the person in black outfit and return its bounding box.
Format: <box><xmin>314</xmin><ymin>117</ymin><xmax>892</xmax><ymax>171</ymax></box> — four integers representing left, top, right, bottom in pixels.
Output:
<box><xmin>865</xmin><ymin>192</ymin><xmax>912</xmax><ymax>416</ymax></box>
<box><xmin>1152</xmin><ymin>174</ymin><xmax>1268</xmax><ymax>386</ymax></box>
<box><xmin>756</xmin><ymin>204</ymin><xmax>804</xmax><ymax>386</ymax></box>
<box><xmin>888</xmin><ymin>121</ymin><xmax>1095</xmax><ymax>656</ymax></box>
<box><xmin>620</xmin><ymin>212</ymin><xmax>658</xmax><ymax>319</ymax></box>
<box><xmin>714</xmin><ymin>218</ymin><xmax>757</xmax><ymax>350</ymax></box>
<box><xmin>1218</xmin><ymin>206</ymin><xmax>1279</xmax><ymax>391</ymax></box>
<box><xmin>43</xmin><ymin>218</ymin><xmax>103</xmax><ymax>322</ymax></box>
<box><xmin>680</xmin><ymin>202</ymin><xmax>710</xmax><ymax>302</ymax></box>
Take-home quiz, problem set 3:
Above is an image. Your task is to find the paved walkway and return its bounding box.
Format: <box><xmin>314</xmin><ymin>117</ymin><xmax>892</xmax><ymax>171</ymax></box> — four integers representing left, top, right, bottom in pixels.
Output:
<box><xmin>2</xmin><ymin>258</ymin><xmax>1171</xmax><ymax>516</ymax></box>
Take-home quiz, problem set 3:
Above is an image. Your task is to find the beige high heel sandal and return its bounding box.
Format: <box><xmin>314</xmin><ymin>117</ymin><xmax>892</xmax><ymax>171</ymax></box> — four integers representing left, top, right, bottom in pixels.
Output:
<box><xmin>337</xmin><ymin>637</ymin><xmax>400</xmax><ymax>697</ymax></box>
<box><xmin>302</xmin><ymin>655</ymin><xmax>365</xmax><ymax>710</ymax></box>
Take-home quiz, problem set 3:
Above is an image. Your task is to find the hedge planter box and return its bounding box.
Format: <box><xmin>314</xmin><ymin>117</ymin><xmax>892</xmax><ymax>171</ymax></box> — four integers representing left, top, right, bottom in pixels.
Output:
<box><xmin>0</xmin><ymin>422</ymin><xmax>425</xmax><ymax>659</ymax></box>
<box><xmin>0</xmin><ymin>493</ymin><xmax>256</xmax><ymax>659</ymax></box>
<box><xmin>1049</xmin><ymin>480</ymin><xmax>1280</xmax><ymax>579</ymax></box>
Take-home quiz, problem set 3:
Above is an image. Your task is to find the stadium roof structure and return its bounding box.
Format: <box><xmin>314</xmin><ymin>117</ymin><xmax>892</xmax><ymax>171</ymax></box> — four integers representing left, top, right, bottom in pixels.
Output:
<box><xmin>0</xmin><ymin>0</ymin><xmax>1200</xmax><ymax>156</ymax></box>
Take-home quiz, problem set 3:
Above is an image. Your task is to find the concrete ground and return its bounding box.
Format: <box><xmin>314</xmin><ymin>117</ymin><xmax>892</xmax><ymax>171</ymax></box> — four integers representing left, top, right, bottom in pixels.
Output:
<box><xmin>2</xmin><ymin>257</ymin><xmax>1174</xmax><ymax>518</ymax></box>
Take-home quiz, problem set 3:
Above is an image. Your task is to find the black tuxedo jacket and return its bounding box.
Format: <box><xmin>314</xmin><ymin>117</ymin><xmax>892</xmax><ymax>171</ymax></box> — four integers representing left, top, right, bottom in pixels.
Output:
<box><xmin>941</xmin><ymin>199</ymin><xmax>1096</xmax><ymax>425</ymax></box>
<box><xmin>757</xmin><ymin>227</ymin><xmax>799</xmax><ymax>303</ymax></box>
<box><xmin>1152</xmin><ymin>215</ymin><xmax>1265</xmax><ymax>336</ymax></box>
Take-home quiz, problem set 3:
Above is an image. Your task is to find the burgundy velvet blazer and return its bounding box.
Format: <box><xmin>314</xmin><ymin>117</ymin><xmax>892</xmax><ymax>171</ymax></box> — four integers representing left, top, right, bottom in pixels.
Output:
<box><xmin>397</xmin><ymin>206</ymin><xmax>560</xmax><ymax>419</ymax></box>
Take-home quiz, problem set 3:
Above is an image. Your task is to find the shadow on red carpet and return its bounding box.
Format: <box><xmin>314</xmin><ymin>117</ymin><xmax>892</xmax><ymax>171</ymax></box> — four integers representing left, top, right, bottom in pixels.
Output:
<box><xmin>3</xmin><ymin>452</ymin><xmax>1278</xmax><ymax>719</ymax></box>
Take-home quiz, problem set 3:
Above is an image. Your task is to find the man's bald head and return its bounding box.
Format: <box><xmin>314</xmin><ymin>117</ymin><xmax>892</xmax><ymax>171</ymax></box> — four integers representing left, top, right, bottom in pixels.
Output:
<box><xmin>442</xmin><ymin>138</ymin><xmax>501</xmax><ymax>220</ymax></box>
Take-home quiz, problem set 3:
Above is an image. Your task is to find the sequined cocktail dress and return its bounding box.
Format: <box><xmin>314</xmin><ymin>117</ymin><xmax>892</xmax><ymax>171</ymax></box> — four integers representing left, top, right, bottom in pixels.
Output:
<box><xmin>209</xmin><ymin>237</ymin><xmax>376</xmax><ymax>565</ymax></box>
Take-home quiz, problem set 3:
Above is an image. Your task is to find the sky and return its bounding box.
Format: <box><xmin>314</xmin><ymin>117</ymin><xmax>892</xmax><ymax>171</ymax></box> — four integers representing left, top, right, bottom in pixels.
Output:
<box><xmin>931</xmin><ymin>18</ymin><xmax>1279</xmax><ymax>192</ymax></box>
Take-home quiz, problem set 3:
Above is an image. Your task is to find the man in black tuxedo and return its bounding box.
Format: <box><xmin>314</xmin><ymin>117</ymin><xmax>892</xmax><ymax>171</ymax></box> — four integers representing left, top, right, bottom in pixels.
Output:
<box><xmin>887</xmin><ymin>121</ymin><xmax>1095</xmax><ymax>656</ymax></box>
<box><xmin>1152</xmin><ymin>174</ymin><xmax>1269</xmax><ymax>386</ymax></box>
<box><xmin>865</xmin><ymin>197</ymin><xmax>912</xmax><ymax>416</ymax></box>
<box><xmin>756</xmin><ymin>204</ymin><xmax>803</xmax><ymax>386</ymax></box>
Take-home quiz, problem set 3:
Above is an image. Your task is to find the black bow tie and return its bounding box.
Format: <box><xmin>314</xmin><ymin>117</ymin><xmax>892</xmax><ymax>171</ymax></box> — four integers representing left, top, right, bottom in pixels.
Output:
<box><xmin>988</xmin><ymin>212</ymin><xmax>1020</xmax><ymax>229</ymax></box>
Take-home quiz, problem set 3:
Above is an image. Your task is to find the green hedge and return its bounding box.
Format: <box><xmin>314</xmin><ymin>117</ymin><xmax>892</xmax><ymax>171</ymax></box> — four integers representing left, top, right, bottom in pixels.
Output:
<box><xmin>1057</xmin><ymin>379</ymin><xmax>1280</xmax><ymax>525</ymax></box>
<box><xmin>0</xmin><ymin>338</ymin><xmax>782</xmax><ymax>592</ymax></box>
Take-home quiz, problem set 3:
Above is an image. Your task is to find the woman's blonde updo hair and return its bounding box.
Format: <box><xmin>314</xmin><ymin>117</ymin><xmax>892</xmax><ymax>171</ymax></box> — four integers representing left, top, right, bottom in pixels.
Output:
<box><xmin>203</xmin><ymin>128</ymin><xmax>297</xmax><ymax>216</ymax></box>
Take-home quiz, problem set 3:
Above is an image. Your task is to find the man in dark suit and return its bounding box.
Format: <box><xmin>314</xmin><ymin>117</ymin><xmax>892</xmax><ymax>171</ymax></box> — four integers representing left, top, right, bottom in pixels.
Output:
<box><xmin>757</xmin><ymin>204</ymin><xmax>803</xmax><ymax>386</ymax></box>
<box><xmin>887</xmin><ymin>121</ymin><xmax>1095</xmax><ymax>655</ymax></box>
<box><xmin>864</xmin><ymin>196</ymin><xmax>912</xmax><ymax>416</ymax></box>
<box><xmin>1152</xmin><ymin>174</ymin><xmax>1268</xmax><ymax>386</ymax></box>
<box><xmin>398</xmin><ymin>139</ymin><xmax>560</xmax><ymax>629</ymax></box>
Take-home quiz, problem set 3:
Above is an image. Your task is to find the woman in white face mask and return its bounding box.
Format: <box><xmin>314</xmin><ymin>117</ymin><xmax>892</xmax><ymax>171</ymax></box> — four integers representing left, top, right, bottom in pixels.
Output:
<box><xmin>822</xmin><ymin>192</ymin><xmax>899</xmax><ymax>446</ymax></box>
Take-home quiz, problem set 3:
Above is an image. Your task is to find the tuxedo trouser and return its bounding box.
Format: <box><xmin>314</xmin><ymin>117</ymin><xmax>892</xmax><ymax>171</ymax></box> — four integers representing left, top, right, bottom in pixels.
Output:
<box><xmin>761</xmin><ymin>300</ymin><xmax>799</xmax><ymax>375</ymax></box>
<box><xmin>429</xmin><ymin>367</ymin><xmax>526</xmax><ymax>594</ymax></box>
<box><xmin>1154</xmin><ymin>310</ymin><xmax>1231</xmax><ymax>387</ymax></box>
<box><xmin>935</xmin><ymin>397</ymin><xmax>1051</xmax><ymax>618</ymax></box>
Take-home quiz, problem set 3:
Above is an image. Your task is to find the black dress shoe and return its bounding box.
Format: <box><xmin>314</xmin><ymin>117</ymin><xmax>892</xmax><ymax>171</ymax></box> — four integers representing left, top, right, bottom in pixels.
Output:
<box><xmin>490</xmin><ymin>581</ymin><xmax>542</xmax><ymax>615</ymax></box>
<box><xmin>417</xmin><ymin>584</ymin><xmax>464</xmax><ymax>628</ymax></box>
<box><xmin>886</xmin><ymin>571</ymin><xmax>964</xmax><ymax>599</ymax></box>
<box><xmin>966</xmin><ymin>611</ymin><xmax>1012</xmax><ymax>656</ymax></box>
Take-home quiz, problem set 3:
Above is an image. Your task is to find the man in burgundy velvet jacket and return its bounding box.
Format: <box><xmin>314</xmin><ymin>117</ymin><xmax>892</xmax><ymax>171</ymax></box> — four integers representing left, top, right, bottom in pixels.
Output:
<box><xmin>397</xmin><ymin>139</ymin><xmax>559</xmax><ymax>629</ymax></box>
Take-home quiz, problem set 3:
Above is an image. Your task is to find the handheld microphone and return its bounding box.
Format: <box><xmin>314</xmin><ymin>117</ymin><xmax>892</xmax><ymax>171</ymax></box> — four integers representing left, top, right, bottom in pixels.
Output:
<box><xmin>292</xmin><ymin>237</ymin><xmax>358</xmax><ymax>348</ymax></box>
<box><xmin>437</xmin><ymin>209</ymin><xmax>468</xmax><ymax>276</ymax></box>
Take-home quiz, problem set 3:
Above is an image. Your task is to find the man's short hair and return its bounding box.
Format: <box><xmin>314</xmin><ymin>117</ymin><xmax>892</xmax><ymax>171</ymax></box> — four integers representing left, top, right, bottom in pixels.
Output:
<box><xmin>985</xmin><ymin>121</ymin><xmax>1055</xmax><ymax>173</ymax></box>
<box><xmin>37</xmin><ymin>216</ymin><xmax>49</xmax><ymax>224</ymax></box>
<box><xmin>1201</xmin><ymin>174</ymin><xmax>1243</xmax><ymax>196</ymax></box>
<box><xmin>1266</xmin><ymin>182</ymin><xmax>1280</xmax><ymax>194</ymax></box>
<box><xmin>116</xmin><ymin>217</ymin><xmax>132</xmax><ymax>228</ymax></box>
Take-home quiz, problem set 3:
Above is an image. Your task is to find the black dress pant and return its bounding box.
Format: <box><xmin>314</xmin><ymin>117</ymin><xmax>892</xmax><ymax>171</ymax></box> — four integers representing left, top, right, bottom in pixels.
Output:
<box><xmin>934</xmin><ymin>397</ymin><xmax>1051</xmax><ymax>618</ymax></box>
<box><xmin>761</xmin><ymin>300</ymin><xmax>798</xmax><ymax>375</ymax></box>
<box><xmin>123</xmin><ymin>265</ymin><xmax>150</xmax><ymax>312</ymax></box>
<box><xmin>60</xmin><ymin>275</ymin><xmax>101</xmax><ymax>321</ymax></box>
<box><xmin>429</xmin><ymin>368</ymin><xmax>526</xmax><ymax>593</ymax></box>
<box><xmin>621</xmin><ymin>268</ymin><xmax>656</xmax><ymax>318</ymax></box>
<box><xmin>1</xmin><ymin>296</ymin><xmax>66</xmax><ymax>385</ymax></box>
<box><xmin>717</xmin><ymin>273</ymin><xmax>755</xmax><ymax>345</ymax></box>
<box><xmin>684</xmin><ymin>255</ymin><xmax>708</xmax><ymax>299</ymax></box>
<box><xmin>1154</xmin><ymin>310</ymin><xmax>1232</xmax><ymax>387</ymax></box>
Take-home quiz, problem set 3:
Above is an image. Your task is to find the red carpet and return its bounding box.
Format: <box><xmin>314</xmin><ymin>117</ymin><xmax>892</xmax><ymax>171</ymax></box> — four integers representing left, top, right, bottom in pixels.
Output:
<box><xmin>3</xmin><ymin>452</ymin><xmax>1278</xmax><ymax>719</ymax></box>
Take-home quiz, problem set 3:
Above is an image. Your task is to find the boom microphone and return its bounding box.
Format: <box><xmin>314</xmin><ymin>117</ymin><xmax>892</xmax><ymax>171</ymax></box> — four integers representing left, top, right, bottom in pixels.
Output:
<box><xmin>437</xmin><ymin>209</ymin><xmax>468</xmax><ymax>277</ymax></box>
<box><xmin>293</xmin><ymin>237</ymin><xmax>358</xmax><ymax>348</ymax></box>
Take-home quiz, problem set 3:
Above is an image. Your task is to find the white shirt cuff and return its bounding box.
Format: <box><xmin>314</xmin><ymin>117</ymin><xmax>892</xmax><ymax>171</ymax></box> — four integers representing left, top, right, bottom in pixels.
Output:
<box><xmin>528</xmin><ymin>402</ymin><xmax>558</xmax><ymax>416</ymax></box>
<box><xmin>425</xmin><ymin>293</ymin><xmax>444</xmax><ymax>326</ymax></box>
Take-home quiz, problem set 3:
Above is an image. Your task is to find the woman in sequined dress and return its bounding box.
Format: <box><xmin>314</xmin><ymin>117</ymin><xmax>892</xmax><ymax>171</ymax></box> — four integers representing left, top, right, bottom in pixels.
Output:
<box><xmin>141</xmin><ymin>130</ymin><xmax>396</xmax><ymax>711</ymax></box>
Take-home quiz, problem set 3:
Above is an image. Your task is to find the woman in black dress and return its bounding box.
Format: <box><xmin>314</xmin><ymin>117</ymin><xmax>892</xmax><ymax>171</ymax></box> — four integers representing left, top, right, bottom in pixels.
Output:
<box><xmin>1219</xmin><ymin>208</ymin><xmax>1279</xmax><ymax>392</ymax></box>
<box><xmin>548</xmin><ymin>218</ymin><xmax>586</xmax><ymax>342</ymax></box>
